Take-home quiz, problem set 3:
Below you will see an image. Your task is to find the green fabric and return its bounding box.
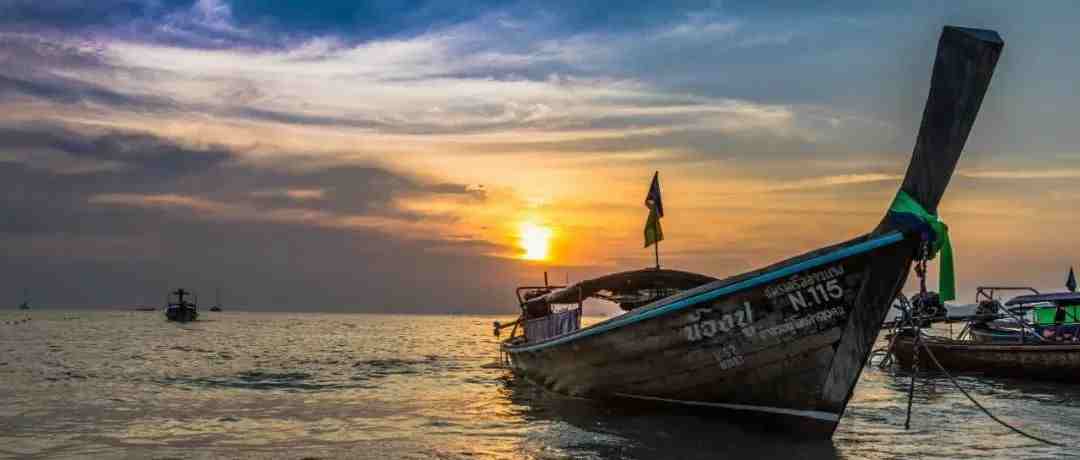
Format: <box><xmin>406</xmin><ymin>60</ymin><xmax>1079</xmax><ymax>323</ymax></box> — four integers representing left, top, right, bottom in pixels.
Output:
<box><xmin>1033</xmin><ymin>306</ymin><xmax>1080</xmax><ymax>325</ymax></box>
<box><xmin>644</xmin><ymin>206</ymin><xmax>663</xmax><ymax>248</ymax></box>
<box><xmin>889</xmin><ymin>190</ymin><xmax>956</xmax><ymax>301</ymax></box>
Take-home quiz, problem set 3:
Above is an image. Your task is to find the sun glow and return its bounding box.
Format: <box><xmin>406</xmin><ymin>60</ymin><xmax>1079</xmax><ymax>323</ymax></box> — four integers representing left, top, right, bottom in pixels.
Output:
<box><xmin>519</xmin><ymin>221</ymin><xmax>553</xmax><ymax>261</ymax></box>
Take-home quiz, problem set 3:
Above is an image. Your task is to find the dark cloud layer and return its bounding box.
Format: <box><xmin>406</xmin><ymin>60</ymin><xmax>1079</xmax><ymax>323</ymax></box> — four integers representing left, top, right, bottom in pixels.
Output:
<box><xmin>0</xmin><ymin>121</ymin><xmax>508</xmax><ymax>310</ymax></box>
<box><xmin>1</xmin><ymin>212</ymin><xmax>529</xmax><ymax>312</ymax></box>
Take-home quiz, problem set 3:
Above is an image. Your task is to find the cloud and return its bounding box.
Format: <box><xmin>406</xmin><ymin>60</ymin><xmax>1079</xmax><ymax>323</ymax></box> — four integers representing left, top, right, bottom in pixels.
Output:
<box><xmin>959</xmin><ymin>169</ymin><xmax>1080</xmax><ymax>180</ymax></box>
<box><xmin>0</xmin><ymin>120</ymin><xmax>488</xmax><ymax>234</ymax></box>
<box><xmin>0</xmin><ymin>29</ymin><xmax>810</xmax><ymax>143</ymax></box>
<box><xmin>89</xmin><ymin>193</ymin><xmax>234</xmax><ymax>213</ymax></box>
<box><xmin>0</xmin><ymin>119</ymin><xmax>526</xmax><ymax>310</ymax></box>
<box><xmin>0</xmin><ymin>72</ymin><xmax>171</xmax><ymax>110</ymax></box>
<box><xmin>0</xmin><ymin>210</ymin><xmax>530</xmax><ymax>312</ymax></box>
<box><xmin>251</xmin><ymin>188</ymin><xmax>326</xmax><ymax>201</ymax></box>
<box><xmin>0</xmin><ymin>121</ymin><xmax>230</xmax><ymax>177</ymax></box>
<box><xmin>755</xmin><ymin>173</ymin><xmax>902</xmax><ymax>193</ymax></box>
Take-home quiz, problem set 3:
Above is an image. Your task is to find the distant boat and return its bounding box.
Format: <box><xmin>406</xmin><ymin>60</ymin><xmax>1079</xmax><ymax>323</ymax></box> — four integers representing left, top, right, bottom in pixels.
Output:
<box><xmin>210</xmin><ymin>287</ymin><xmax>223</xmax><ymax>312</ymax></box>
<box><xmin>961</xmin><ymin>287</ymin><xmax>1080</xmax><ymax>344</ymax></box>
<box><xmin>891</xmin><ymin>333</ymin><xmax>1080</xmax><ymax>382</ymax></box>
<box><xmin>133</xmin><ymin>295</ymin><xmax>156</xmax><ymax>311</ymax></box>
<box><xmin>891</xmin><ymin>283</ymin><xmax>1080</xmax><ymax>381</ymax></box>
<box><xmin>164</xmin><ymin>288</ymin><xmax>199</xmax><ymax>322</ymax></box>
<box><xmin>18</xmin><ymin>288</ymin><xmax>29</xmax><ymax>310</ymax></box>
<box><xmin>495</xmin><ymin>26</ymin><xmax>1002</xmax><ymax>439</ymax></box>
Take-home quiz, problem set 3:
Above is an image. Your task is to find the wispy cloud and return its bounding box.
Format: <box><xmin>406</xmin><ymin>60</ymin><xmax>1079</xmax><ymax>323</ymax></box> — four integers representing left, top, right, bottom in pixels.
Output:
<box><xmin>251</xmin><ymin>188</ymin><xmax>326</xmax><ymax>201</ymax></box>
<box><xmin>757</xmin><ymin>173</ymin><xmax>902</xmax><ymax>193</ymax></box>
<box><xmin>959</xmin><ymin>169</ymin><xmax>1080</xmax><ymax>179</ymax></box>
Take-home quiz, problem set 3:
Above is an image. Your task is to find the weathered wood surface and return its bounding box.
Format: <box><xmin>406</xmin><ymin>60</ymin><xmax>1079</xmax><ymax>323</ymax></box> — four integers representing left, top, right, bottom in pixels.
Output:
<box><xmin>508</xmin><ymin>243</ymin><xmax>891</xmax><ymax>435</ymax></box>
<box><xmin>820</xmin><ymin>241</ymin><xmax>914</xmax><ymax>415</ymax></box>
<box><xmin>893</xmin><ymin>335</ymin><xmax>1080</xmax><ymax>381</ymax></box>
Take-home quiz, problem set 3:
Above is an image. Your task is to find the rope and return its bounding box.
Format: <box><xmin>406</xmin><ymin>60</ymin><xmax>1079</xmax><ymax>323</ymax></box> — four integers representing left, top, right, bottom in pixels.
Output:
<box><xmin>917</xmin><ymin>337</ymin><xmax>1067</xmax><ymax>447</ymax></box>
<box><xmin>904</xmin><ymin>330</ymin><xmax>919</xmax><ymax>430</ymax></box>
<box><xmin>896</xmin><ymin>236</ymin><xmax>1068</xmax><ymax>447</ymax></box>
<box><xmin>903</xmin><ymin>242</ymin><xmax>929</xmax><ymax>430</ymax></box>
<box><xmin>872</xmin><ymin>294</ymin><xmax>914</xmax><ymax>369</ymax></box>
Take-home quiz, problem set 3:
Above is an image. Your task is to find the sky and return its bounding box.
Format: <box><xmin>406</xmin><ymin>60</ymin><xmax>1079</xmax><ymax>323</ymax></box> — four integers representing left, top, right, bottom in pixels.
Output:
<box><xmin>2</xmin><ymin>1</ymin><xmax>1079</xmax><ymax>313</ymax></box>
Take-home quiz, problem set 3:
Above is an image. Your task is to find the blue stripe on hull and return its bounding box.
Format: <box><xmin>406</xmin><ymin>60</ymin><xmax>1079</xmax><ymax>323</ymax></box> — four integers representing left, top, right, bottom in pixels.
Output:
<box><xmin>507</xmin><ymin>231</ymin><xmax>906</xmax><ymax>353</ymax></box>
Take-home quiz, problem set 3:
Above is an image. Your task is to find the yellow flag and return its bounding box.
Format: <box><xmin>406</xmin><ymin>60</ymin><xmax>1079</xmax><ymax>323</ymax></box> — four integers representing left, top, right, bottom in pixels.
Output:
<box><xmin>644</xmin><ymin>204</ymin><xmax>663</xmax><ymax>248</ymax></box>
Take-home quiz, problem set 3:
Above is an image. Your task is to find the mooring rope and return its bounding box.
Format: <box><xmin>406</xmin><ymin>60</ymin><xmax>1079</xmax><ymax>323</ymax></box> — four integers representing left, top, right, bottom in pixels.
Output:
<box><xmin>894</xmin><ymin>237</ymin><xmax>1068</xmax><ymax>447</ymax></box>
<box><xmin>917</xmin><ymin>338</ymin><xmax>1067</xmax><ymax>447</ymax></box>
<box><xmin>903</xmin><ymin>244</ymin><xmax>930</xmax><ymax>430</ymax></box>
<box><xmin>873</xmin><ymin>294</ymin><xmax>912</xmax><ymax>369</ymax></box>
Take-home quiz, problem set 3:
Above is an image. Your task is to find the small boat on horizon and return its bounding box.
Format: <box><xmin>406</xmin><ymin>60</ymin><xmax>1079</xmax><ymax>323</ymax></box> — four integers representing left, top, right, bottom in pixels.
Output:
<box><xmin>18</xmin><ymin>288</ymin><xmax>29</xmax><ymax>310</ymax></box>
<box><xmin>133</xmin><ymin>295</ymin><xmax>157</xmax><ymax>311</ymax></box>
<box><xmin>165</xmin><ymin>288</ymin><xmax>199</xmax><ymax>322</ymax></box>
<box><xmin>209</xmin><ymin>287</ymin><xmax>223</xmax><ymax>312</ymax></box>
<box><xmin>495</xmin><ymin>26</ymin><xmax>1003</xmax><ymax>439</ymax></box>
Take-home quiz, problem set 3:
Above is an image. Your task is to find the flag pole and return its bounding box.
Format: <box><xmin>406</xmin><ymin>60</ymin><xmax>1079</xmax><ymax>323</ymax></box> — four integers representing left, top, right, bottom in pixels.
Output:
<box><xmin>654</xmin><ymin>240</ymin><xmax>660</xmax><ymax>269</ymax></box>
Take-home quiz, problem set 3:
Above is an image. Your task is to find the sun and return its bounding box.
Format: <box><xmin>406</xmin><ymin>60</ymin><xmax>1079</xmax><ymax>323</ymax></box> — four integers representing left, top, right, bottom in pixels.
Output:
<box><xmin>519</xmin><ymin>222</ymin><xmax>553</xmax><ymax>261</ymax></box>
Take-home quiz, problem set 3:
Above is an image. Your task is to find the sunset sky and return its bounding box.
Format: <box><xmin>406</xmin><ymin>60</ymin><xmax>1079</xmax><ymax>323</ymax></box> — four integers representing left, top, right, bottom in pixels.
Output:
<box><xmin>3</xmin><ymin>1</ymin><xmax>1078</xmax><ymax>312</ymax></box>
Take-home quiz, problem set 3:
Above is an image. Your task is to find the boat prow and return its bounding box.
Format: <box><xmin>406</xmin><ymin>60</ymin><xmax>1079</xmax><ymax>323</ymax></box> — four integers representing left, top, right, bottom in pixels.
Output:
<box><xmin>499</xmin><ymin>26</ymin><xmax>1004</xmax><ymax>438</ymax></box>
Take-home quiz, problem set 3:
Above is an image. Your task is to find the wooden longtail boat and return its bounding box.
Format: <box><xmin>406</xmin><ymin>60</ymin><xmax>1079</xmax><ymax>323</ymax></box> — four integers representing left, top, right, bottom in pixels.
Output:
<box><xmin>891</xmin><ymin>334</ymin><xmax>1080</xmax><ymax>382</ymax></box>
<box><xmin>891</xmin><ymin>288</ymin><xmax>1080</xmax><ymax>382</ymax></box>
<box><xmin>498</xmin><ymin>26</ymin><xmax>1003</xmax><ymax>439</ymax></box>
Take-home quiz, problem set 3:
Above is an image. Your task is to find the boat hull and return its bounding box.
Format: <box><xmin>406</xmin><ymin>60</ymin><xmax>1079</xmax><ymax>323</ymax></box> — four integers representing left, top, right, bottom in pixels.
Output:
<box><xmin>505</xmin><ymin>233</ymin><xmax>916</xmax><ymax>437</ymax></box>
<box><xmin>165</xmin><ymin>307</ymin><xmax>198</xmax><ymax>322</ymax></box>
<box><xmin>967</xmin><ymin>322</ymin><xmax>1043</xmax><ymax>344</ymax></box>
<box><xmin>893</xmin><ymin>335</ymin><xmax>1080</xmax><ymax>382</ymax></box>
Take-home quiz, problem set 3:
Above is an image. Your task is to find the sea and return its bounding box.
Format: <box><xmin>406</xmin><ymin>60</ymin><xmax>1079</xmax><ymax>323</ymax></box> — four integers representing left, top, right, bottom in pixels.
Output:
<box><xmin>1</xmin><ymin>311</ymin><xmax>1078</xmax><ymax>459</ymax></box>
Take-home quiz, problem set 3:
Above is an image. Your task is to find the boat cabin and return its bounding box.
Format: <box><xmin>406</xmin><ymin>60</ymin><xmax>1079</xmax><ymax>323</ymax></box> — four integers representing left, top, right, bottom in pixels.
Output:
<box><xmin>966</xmin><ymin>287</ymin><xmax>1080</xmax><ymax>343</ymax></box>
<box><xmin>496</xmin><ymin>269</ymin><xmax>717</xmax><ymax>345</ymax></box>
<box><xmin>1006</xmin><ymin>292</ymin><xmax>1080</xmax><ymax>326</ymax></box>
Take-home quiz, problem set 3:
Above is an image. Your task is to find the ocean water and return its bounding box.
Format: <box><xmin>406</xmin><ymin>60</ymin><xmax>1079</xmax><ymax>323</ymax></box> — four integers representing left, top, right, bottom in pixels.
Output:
<box><xmin>1</xmin><ymin>311</ymin><xmax>1077</xmax><ymax>459</ymax></box>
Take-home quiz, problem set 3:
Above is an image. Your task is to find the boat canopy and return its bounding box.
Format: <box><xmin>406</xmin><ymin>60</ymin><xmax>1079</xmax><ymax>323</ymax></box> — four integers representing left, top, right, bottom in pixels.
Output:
<box><xmin>1005</xmin><ymin>292</ymin><xmax>1080</xmax><ymax>306</ymax></box>
<box><xmin>522</xmin><ymin>268</ymin><xmax>717</xmax><ymax>312</ymax></box>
